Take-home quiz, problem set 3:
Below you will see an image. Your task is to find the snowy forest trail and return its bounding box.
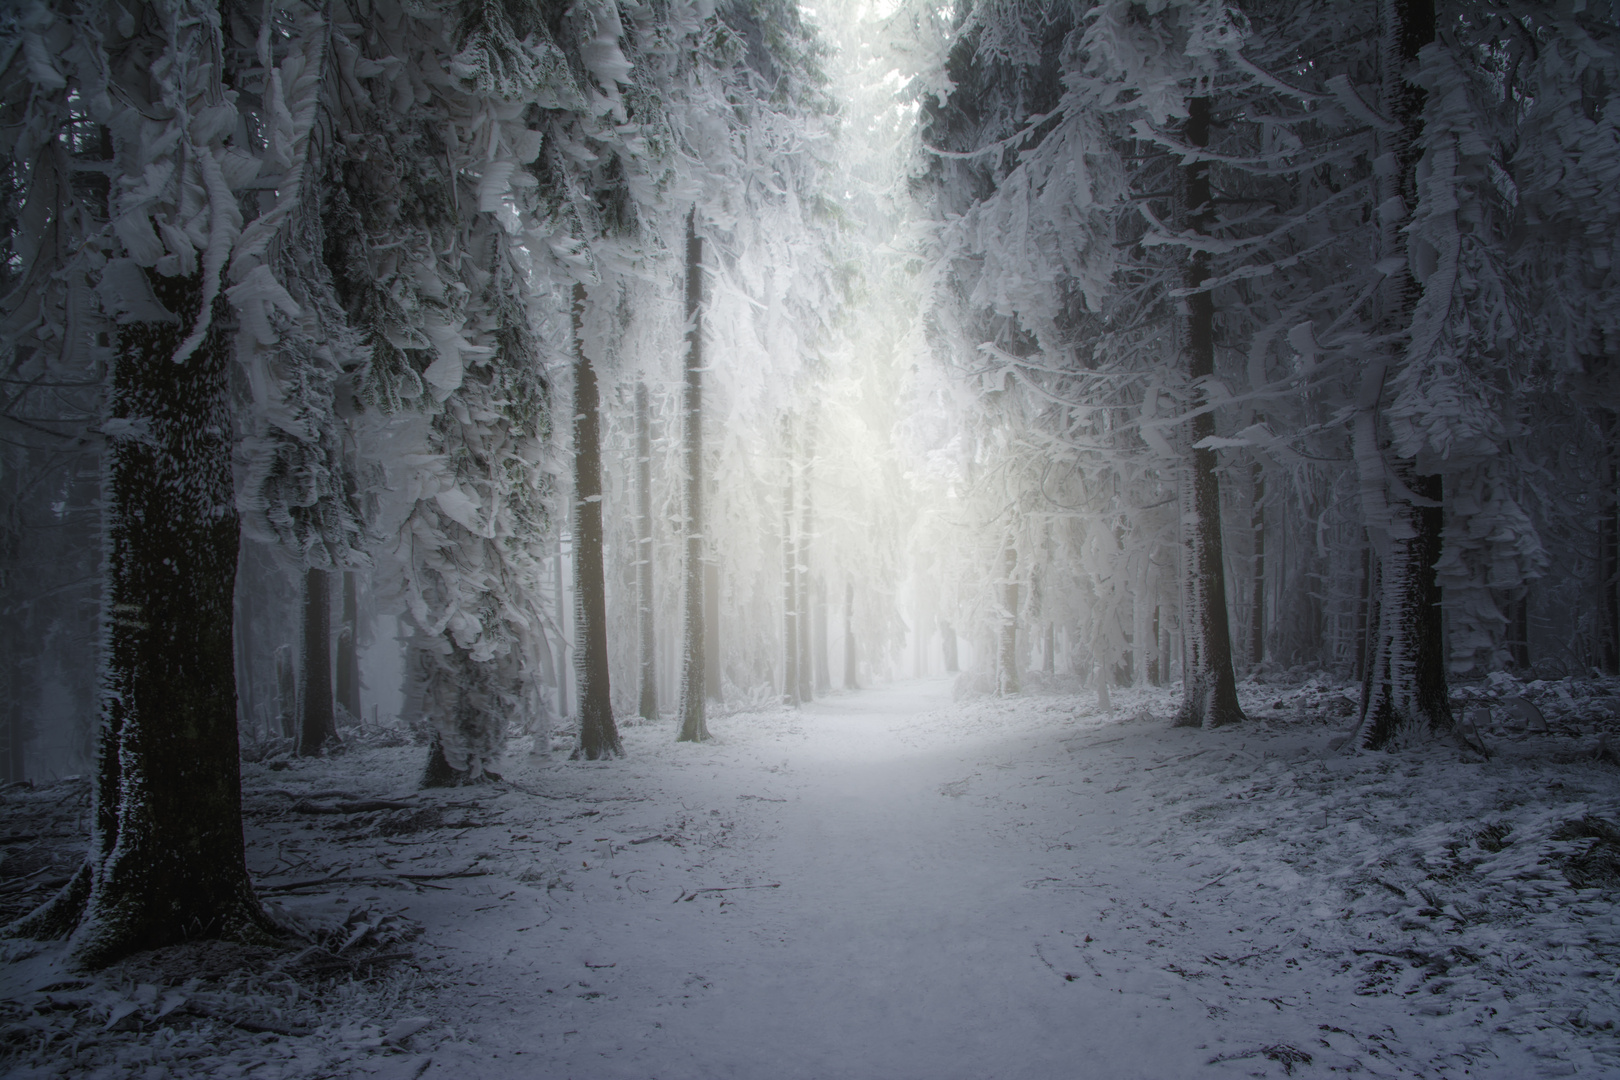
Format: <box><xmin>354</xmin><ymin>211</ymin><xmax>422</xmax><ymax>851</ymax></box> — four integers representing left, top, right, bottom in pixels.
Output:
<box><xmin>400</xmin><ymin>681</ymin><xmax>1619</xmax><ymax>1080</ymax></box>
<box><xmin>441</xmin><ymin>679</ymin><xmax>1225</xmax><ymax>1080</ymax></box>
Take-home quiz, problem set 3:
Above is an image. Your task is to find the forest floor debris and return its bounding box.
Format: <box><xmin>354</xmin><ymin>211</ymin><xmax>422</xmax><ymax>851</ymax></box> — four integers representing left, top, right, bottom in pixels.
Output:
<box><xmin>3</xmin><ymin>672</ymin><xmax>1620</xmax><ymax>1077</ymax></box>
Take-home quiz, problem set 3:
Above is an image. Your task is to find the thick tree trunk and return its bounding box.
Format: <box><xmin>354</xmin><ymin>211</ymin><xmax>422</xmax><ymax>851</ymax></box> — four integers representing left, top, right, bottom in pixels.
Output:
<box><xmin>998</xmin><ymin>541</ymin><xmax>1020</xmax><ymax>696</ymax></box>
<box><xmin>8</xmin><ymin>271</ymin><xmax>272</xmax><ymax>966</ymax></box>
<box><xmin>1357</xmin><ymin>0</ymin><xmax>1452</xmax><ymax>748</ymax></box>
<box><xmin>571</xmin><ymin>284</ymin><xmax>621</xmax><ymax>760</ymax></box>
<box><xmin>678</xmin><ymin>210</ymin><xmax>709</xmax><ymax>742</ymax></box>
<box><xmin>335</xmin><ymin>571</ymin><xmax>361</xmax><ymax>722</ymax></box>
<box><xmin>298</xmin><ymin>568</ymin><xmax>336</xmax><ymax>754</ymax></box>
<box><xmin>843</xmin><ymin>581</ymin><xmax>859</xmax><ymax>690</ymax></box>
<box><xmin>1172</xmin><ymin>95</ymin><xmax>1246</xmax><ymax>729</ymax></box>
<box><xmin>797</xmin><ymin>414</ymin><xmax>816</xmax><ymax>703</ymax></box>
<box><xmin>941</xmin><ymin>620</ymin><xmax>959</xmax><ymax>674</ymax></box>
<box><xmin>635</xmin><ymin>382</ymin><xmax>658</xmax><ymax>720</ymax></box>
<box><xmin>781</xmin><ymin>416</ymin><xmax>800</xmax><ymax>707</ymax></box>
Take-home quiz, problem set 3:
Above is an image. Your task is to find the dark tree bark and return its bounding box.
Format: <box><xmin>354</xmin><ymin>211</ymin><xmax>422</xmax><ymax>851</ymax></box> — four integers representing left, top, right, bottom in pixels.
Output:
<box><xmin>678</xmin><ymin>210</ymin><xmax>710</xmax><ymax>742</ymax></box>
<box><xmin>1172</xmin><ymin>95</ymin><xmax>1246</xmax><ymax>730</ymax></box>
<box><xmin>635</xmin><ymin>382</ymin><xmax>657</xmax><ymax>720</ymax></box>
<box><xmin>571</xmin><ymin>284</ymin><xmax>621</xmax><ymax>760</ymax></box>
<box><xmin>998</xmin><ymin>541</ymin><xmax>1020</xmax><ymax>696</ymax></box>
<box><xmin>335</xmin><ymin>570</ymin><xmax>361</xmax><ymax>722</ymax></box>
<box><xmin>298</xmin><ymin>567</ymin><xmax>336</xmax><ymax>755</ymax></box>
<box><xmin>1358</xmin><ymin>0</ymin><xmax>1452</xmax><ymax>748</ymax></box>
<box><xmin>941</xmin><ymin>620</ymin><xmax>960</xmax><ymax>674</ymax></box>
<box><xmin>843</xmin><ymin>581</ymin><xmax>859</xmax><ymax>690</ymax></box>
<box><xmin>1149</xmin><ymin>606</ymin><xmax>1161</xmax><ymax>685</ymax></box>
<box><xmin>1354</xmin><ymin>538</ymin><xmax>1371</xmax><ymax>683</ymax></box>
<box><xmin>8</xmin><ymin>272</ymin><xmax>272</xmax><ymax>966</ymax></box>
<box><xmin>1507</xmin><ymin>589</ymin><xmax>1530</xmax><ymax>670</ymax></box>
<box><xmin>781</xmin><ymin>416</ymin><xmax>800</xmax><ymax>707</ymax></box>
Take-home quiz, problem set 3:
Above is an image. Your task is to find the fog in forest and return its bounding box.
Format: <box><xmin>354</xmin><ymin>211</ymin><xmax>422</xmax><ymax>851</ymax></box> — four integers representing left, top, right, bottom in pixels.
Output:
<box><xmin>3</xmin><ymin>1</ymin><xmax>1620</xmax><ymax>1077</ymax></box>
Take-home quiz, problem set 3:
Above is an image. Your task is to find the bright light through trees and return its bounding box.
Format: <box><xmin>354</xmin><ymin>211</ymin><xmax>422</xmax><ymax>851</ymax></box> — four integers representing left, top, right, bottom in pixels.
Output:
<box><xmin>2</xmin><ymin>0</ymin><xmax>1618</xmax><ymax>971</ymax></box>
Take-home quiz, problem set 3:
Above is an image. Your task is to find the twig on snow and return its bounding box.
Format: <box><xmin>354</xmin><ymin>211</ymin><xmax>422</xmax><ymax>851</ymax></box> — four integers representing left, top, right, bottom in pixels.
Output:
<box><xmin>674</xmin><ymin>883</ymin><xmax>781</xmax><ymax>903</ymax></box>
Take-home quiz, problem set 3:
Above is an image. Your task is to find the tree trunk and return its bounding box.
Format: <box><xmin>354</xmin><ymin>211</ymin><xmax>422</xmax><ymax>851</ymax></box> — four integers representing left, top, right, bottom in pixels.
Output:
<box><xmin>797</xmin><ymin>413</ymin><xmax>816</xmax><ymax>703</ymax></box>
<box><xmin>704</xmin><ymin>559</ymin><xmax>722</xmax><ymax>702</ymax></box>
<box><xmin>636</xmin><ymin>382</ymin><xmax>658</xmax><ymax>720</ymax></box>
<box><xmin>843</xmin><ymin>581</ymin><xmax>859</xmax><ymax>690</ymax></box>
<box><xmin>1600</xmin><ymin>415</ymin><xmax>1619</xmax><ymax>674</ymax></box>
<box><xmin>274</xmin><ymin>644</ymin><xmax>296</xmax><ymax>739</ymax></box>
<box><xmin>555</xmin><ymin>539</ymin><xmax>569</xmax><ymax>720</ymax></box>
<box><xmin>998</xmin><ymin>541</ymin><xmax>1020</xmax><ymax>696</ymax></box>
<box><xmin>1172</xmin><ymin>94</ymin><xmax>1246</xmax><ymax>729</ymax></box>
<box><xmin>1354</xmin><ymin>538</ymin><xmax>1371</xmax><ymax>683</ymax></box>
<box><xmin>1357</xmin><ymin>0</ymin><xmax>1452</xmax><ymax>749</ymax></box>
<box><xmin>1250</xmin><ymin>463</ymin><xmax>1265</xmax><ymax>671</ymax></box>
<box><xmin>8</xmin><ymin>271</ymin><xmax>271</xmax><ymax>966</ymax></box>
<box><xmin>781</xmin><ymin>415</ymin><xmax>800</xmax><ymax>707</ymax></box>
<box><xmin>335</xmin><ymin>570</ymin><xmax>361</xmax><ymax>722</ymax></box>
<box><xmin>1507</xmin><ymin>588</ymin><xmax>1530</xmax><ymax>670</ymax></box>
<box><xmin>571</xmin><ymin>283</ymin><xmax>621</xmax><ymax>760</ymax></box>
<box><xmin>941</xmin><ymin>620</ymin><xmax>959</xmax><ymax>674</ymax></box>
<box><xmin>678</xmin><ymin>210</ymin><xmax>709</xmax><ymax>742</ymax></box>
<box><xmin>298</xmin><ymin>568</ymin><xmax>335</xmax><ymax>755</ymax></box>
<box><xmin>814</xmin><ymin>575</ymin><xmax>831</xmax><ymax>692</ymax></box>
<box><xmin>1149</xmin><ymin>605</ymin><xmax>1161</xmax><ymax>685</ymax></box>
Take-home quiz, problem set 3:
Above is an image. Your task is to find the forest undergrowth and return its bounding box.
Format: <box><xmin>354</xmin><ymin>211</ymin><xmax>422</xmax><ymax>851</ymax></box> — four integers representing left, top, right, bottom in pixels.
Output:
<box><xmin>2</xmin><ymin>670</ymin><xmax>1619</xmax><ymax>1078</ymax></box>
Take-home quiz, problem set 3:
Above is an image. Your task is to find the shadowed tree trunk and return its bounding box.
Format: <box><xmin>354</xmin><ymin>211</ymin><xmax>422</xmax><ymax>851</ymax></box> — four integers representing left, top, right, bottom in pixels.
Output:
<box><xmin>1507</xmin><ymin>589</ymin><xmax>1530</xmax><ymax>670</ymax></box>
<box><xmin>1149</xmin><ymin>606</ymin><xmax>1161</xmax><ymax>685</ymax></box>
<box><xmin>1250</xmin><ymin>463</ymin><xmax>1265</xmax><ymax>671</ymax></box>
<box><xmin>1600</xmin><ymin>413</ymin><xmax>1619</xmax><ymax>675</ymax></box>
<box><xmin>941</xmin><ymin>620</ymin><xmax>959</xmax><ymax>674</ymax></box>
<box><xmin>298</xmin><ymin>568</ymin><xmax>336</xmax><ymax>755</ymax></box>
<box><xmin>636</xmin><ymin>382</ymin><xmax>657</xmax><ymax>720</ymax></box>
<box><xmin>998</xmin><ymin>541</ymin><xmax>1019</xmax><ymax>696</ymax></box>
<box><xmin>781</xmin><ymin>415</ymin><xmax>800</xmax><ymax>707</ymax></box>
<box><xmin>1357</xmin><ymin>0</ymin><xmax>1452</xmax><ymax>749</ymax></box>
<box><xmin>8</xmin><ymin>271</ymin><xmax>272</xmax><ymax>966</ymax></box>
<box><xmin>274</xmin><ymin>644</ymin><xmax>297</xmax><ymax>739</ymax></box>
<box><xmin>1173</xmin><ymin>94</ymin><xmax>1246</xmax><ymax>730</ymax></box>
<box><xmin>335</xmin><ymin>570</ymin><xmax>361</xmax><ymax>722</ymax></box>
<box><xmin>572</xmin><ymin>283</ymin><xmax>621</xmax><ymax>760</ymax></box>
<box><xmin>678</xmin><ymin>210</ymin><xmax>710</xmax><ymax>742</ymax></box>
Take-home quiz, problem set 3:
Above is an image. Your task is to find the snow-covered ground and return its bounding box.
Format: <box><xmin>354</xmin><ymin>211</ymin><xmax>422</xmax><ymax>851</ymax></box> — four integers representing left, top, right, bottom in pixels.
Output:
<box><xmin>5</xmin><ymin>675</ymin><xmax>1620</xmax><ymax>1078</ymax></box>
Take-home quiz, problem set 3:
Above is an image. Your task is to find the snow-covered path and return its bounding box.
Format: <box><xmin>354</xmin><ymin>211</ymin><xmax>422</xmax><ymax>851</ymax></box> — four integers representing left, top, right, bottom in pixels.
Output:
<box><xmin>442</xmin><ymin>679</ymin><xmax>1223</xmax><ymax>1080</ymax></box>
<box><xmin>406</xmin><ymin>678</ymin><xmax>1620</xmax><ymax>1080</ymax></box>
